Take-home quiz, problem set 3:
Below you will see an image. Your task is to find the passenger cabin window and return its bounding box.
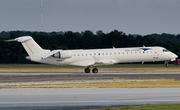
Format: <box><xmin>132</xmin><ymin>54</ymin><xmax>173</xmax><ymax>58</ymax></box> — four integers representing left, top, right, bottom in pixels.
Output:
<box><xmin>98</xmin><ymin>53</ymin><xmax>100</xmax><ymax>55</ymax></box>
<box><xmin>163</xmin><ymin>49</ymin><xmax>169</xmax><ymax>52</ymax></box>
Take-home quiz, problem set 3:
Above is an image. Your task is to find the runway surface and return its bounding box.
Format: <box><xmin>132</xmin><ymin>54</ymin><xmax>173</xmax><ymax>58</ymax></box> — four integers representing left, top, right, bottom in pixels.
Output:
<box><xmin>0</xmin><ymin>88</ymin><xmax>180</xmax><ymax>110</ymax></box>
<box><xmin>0</xmin><ymin>73</ymin><xmax>180</xmax><ymax>83</ymax></box>
<box><xmin>1</xmin><ymin>73</ymin><xmax>180</xmax><ymax>109</ymax></box>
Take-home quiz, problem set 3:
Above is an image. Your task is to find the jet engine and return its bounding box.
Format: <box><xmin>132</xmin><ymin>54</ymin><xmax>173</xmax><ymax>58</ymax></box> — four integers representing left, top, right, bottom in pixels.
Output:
<box><xmin>52</xmin><ymin>51</ymin><xmax>72</xmax><ymax>59</ymax></box>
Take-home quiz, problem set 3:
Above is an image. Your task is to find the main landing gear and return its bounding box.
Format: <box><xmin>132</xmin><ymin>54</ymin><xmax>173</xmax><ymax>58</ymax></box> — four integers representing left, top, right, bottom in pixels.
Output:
<box><xmin>165</xmin><ymin>61</ymin><xmax>169</xmax><ymax>67</ymax></box>
<box><xmin>85</xmin><ymin>67</ymin><xmax>90</xmax><ymax>73</ymax></box>
<box><xmin>92</xmin><ymin>68</ymin><xmax>98</xmax><ymax>73</ymax></box>
<box><xmin>84</xmin><ymin>67</ymin><xmax>98</xmax><ymax>73</ymax></box>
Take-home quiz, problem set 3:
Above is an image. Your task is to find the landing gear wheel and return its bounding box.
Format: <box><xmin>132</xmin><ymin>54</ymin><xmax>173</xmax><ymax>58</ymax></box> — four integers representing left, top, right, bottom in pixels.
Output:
<box><xmin>85</xmin><ymin>68</ymin><xmax>90</xmax><ymax>73</ymax></box>
<box><xmin>92</xmin><ymin>68</ymin><xmax>98</xmax><ymax>73</ymax></box>
<box><xmin>165</xmin><ymin>61</ymin><xmax>169</xmax><ymax>67</ymax></box>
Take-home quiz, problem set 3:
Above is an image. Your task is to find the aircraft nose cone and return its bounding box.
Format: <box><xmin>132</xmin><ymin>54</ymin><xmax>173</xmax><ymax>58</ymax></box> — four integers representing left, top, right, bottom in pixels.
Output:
<box><xmin>174</xmin><ymin>54</ymin><xmax>178</xmax><ymax>59</ymax></box>
<box><xmin>170</xmin><ymin>53</ymin><xmax>178</xmax><ymax>61</ymax></box>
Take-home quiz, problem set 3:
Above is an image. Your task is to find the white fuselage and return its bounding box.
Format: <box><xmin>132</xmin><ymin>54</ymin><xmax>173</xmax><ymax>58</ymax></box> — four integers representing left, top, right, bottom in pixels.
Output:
<box><xmin>30</xmin><ymin>46</ymin><xmax>177</xmax><ymax>67</ymax></box>
<box><xmin>7</xmin><ymin>36</ymin><xmax>178</xmax><ymax>73</ymax></box>
<box><xmin>8</xmin><ymin>36</ymin><xmax>177</xmax><ymax>69</ymax></box>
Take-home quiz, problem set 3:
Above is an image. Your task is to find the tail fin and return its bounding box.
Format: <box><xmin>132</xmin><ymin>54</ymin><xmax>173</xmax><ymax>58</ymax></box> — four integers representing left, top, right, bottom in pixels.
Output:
<box><xmin>7</xmin><ymin>36</ymin><xmax>50</xmax><ymax>56</ymax></box>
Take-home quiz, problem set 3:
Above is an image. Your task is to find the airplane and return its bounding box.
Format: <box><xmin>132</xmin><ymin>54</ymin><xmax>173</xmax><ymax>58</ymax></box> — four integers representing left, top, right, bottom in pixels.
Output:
<box><xmin>6</xmin><ymin>36</ymin><xmax>178</xmax><ymax>73</ymax></box>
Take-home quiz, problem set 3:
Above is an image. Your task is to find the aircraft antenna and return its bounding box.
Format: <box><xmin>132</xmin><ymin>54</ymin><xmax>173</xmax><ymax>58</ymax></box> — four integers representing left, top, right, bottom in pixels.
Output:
<box><xmin>41</xmin><ymin>0</ymin><xmax>43</xmax><ymax>31</ymax></box>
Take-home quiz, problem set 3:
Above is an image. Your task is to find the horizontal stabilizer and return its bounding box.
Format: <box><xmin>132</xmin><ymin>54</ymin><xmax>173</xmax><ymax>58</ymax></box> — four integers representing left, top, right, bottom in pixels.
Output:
<box><xmin>5</xmin><ymin>36</ymin><xmax>32</xmax><ymax>42</ymax></box>
<box><xmin>15</xmin><ymin>36</ymin><xmax>31</xmax><ymax>42</ymax></box>
<box><xmin>4</xmin><ymin>39</ymin><xmax>16</xmax><ymax>42</ymax></box>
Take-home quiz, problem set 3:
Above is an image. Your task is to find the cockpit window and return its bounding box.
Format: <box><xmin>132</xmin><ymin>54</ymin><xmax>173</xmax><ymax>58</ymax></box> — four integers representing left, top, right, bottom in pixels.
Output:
<box><xmin>163</xmin><ymin>49</ymin><xmax>169</xmax><ymax>52</ymax></box>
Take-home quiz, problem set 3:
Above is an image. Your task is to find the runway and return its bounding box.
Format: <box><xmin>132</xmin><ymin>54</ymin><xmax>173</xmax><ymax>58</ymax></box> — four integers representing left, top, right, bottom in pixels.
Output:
<box><xmin>0</xmin><ymin>72</ymin><xmax>180</xmax><ymax>87</ymax></box>
<box><xmin>0</xmin><ymin>88</ymin><xmax>180</xmax><ymax>110</ymax></box>
<box><xmin>0</xmin><ymin>72</ymin><xmax>180</xmax><ymax>83</ymax></box>
<box><xmin>0</xmin><ymin>73</ymin><xmax>180</xmax><ymax>109</ymax></box>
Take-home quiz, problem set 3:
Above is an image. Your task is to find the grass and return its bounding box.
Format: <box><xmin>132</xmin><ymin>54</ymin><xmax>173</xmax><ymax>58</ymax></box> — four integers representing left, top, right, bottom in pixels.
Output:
<box><xmin>92</xmin><ymin>104</ymin><xmax>180</xmax><ymax>110</ymax></box>
<box><xmin>0</xmin><ymin>64</ymin><xmax>180</xmax><ymax>73</ymax></box>
<box><xmin>13</xmin><ymin>81</ymin><xmax>180</xmax><ymax>88</ymax></box>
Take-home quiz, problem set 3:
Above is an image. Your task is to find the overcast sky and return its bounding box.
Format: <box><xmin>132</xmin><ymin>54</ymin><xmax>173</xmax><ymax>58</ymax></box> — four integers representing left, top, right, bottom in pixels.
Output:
<box><xmin>0</xmin><ymin>0</ymin><xmax>180</xmax><ymax>35</ymax></box>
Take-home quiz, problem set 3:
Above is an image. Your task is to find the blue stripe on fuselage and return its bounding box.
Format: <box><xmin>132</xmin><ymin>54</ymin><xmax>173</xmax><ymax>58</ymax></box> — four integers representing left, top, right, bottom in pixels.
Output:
<box><xmin>139</xmin><ymin>48</ymin><xmax>151</xmax><ymax>51</ymax></box>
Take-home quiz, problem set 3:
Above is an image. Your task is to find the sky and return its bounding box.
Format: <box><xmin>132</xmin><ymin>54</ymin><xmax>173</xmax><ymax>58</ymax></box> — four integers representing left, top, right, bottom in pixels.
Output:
<box><xmin>0</xmin><ymin>0</ymin><xmax>180</xmax><ymax>35</ymax></box>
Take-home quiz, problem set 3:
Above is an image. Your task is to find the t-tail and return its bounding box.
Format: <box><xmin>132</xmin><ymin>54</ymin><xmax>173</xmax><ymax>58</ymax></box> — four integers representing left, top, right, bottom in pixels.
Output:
<box><xmin>5</xmin><ymin>36</ymin><xmax>50</xmax><ymax>57</ymax></box>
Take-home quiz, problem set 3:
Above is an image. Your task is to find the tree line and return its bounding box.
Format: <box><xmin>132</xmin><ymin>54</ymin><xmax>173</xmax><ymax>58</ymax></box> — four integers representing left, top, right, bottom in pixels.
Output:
<box><xmin>0</xmin><ymin>30</ymin><xmax>180</xmax><ymax>63</ymax></box>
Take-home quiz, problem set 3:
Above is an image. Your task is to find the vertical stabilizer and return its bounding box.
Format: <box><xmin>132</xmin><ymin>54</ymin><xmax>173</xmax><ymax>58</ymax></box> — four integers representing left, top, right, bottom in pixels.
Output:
<box><xmin>14</xmin><ymin>36</ymin><xmax>50</xmax><ymax>56</ymax></box>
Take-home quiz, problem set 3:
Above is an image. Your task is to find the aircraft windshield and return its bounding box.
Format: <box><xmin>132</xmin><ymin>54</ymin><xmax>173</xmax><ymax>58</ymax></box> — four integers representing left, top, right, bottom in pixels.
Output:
<box><xmin>163</xmin><ymin>49</ymin><xmax>169</xmax><ymax>52</ymax></box>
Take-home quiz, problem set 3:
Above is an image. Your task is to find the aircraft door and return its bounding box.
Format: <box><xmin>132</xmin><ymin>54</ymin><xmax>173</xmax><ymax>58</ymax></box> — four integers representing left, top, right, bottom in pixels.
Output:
<box><xmin>153</xmin><ymin>50</ymin><xmax>159</xmax><ymax>59</ymax></box>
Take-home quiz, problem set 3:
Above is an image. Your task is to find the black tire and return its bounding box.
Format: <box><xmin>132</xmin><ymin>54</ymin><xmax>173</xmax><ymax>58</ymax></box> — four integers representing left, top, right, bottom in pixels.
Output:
<box><xmin>165</xmin><ymin>61</ymin><xmax>169</xmax><ymax>67</ymax></box>
<box><xmin>92</xmin><ymin>68</ymin><xmax>98</xmax><ymax>73</ymax></box>
<box><xmin>85</xmin><ymin>68</ymin><xmax>90</xmax><ymax>73</ymax></box>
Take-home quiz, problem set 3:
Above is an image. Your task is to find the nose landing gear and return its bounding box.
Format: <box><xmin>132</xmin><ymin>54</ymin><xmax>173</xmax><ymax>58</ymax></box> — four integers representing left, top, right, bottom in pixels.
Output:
<box><xmin>84</xmin><ymin>67</ymin><xmax>98</xmax><ymax>73</ymax></box>
<box><xmin>165</xmin><ymin>61</ymin><xmax>169</xmax><ymax>67</ymax></box>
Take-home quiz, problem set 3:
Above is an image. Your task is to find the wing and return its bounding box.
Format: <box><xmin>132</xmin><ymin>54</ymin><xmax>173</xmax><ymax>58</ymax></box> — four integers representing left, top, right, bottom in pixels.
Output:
<box><xmin>69</xmin><ymin>56</ymin><xmax>115</xmax><ymax>67</ymax></box>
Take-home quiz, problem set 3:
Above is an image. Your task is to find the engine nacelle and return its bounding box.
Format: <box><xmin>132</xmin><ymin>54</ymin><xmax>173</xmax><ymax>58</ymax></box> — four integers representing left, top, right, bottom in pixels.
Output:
<box><xmin>53</xmin><ymin>51</ymin><xmax>72</xmax><ymax>59</ymax></box>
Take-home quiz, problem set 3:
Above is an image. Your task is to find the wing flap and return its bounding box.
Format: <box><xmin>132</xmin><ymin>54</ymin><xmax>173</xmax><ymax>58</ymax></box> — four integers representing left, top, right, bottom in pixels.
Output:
<box><xmin>69</xmin><ymin>56</ymin><xmax>115</xmax><ymax>67</ymax></box>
